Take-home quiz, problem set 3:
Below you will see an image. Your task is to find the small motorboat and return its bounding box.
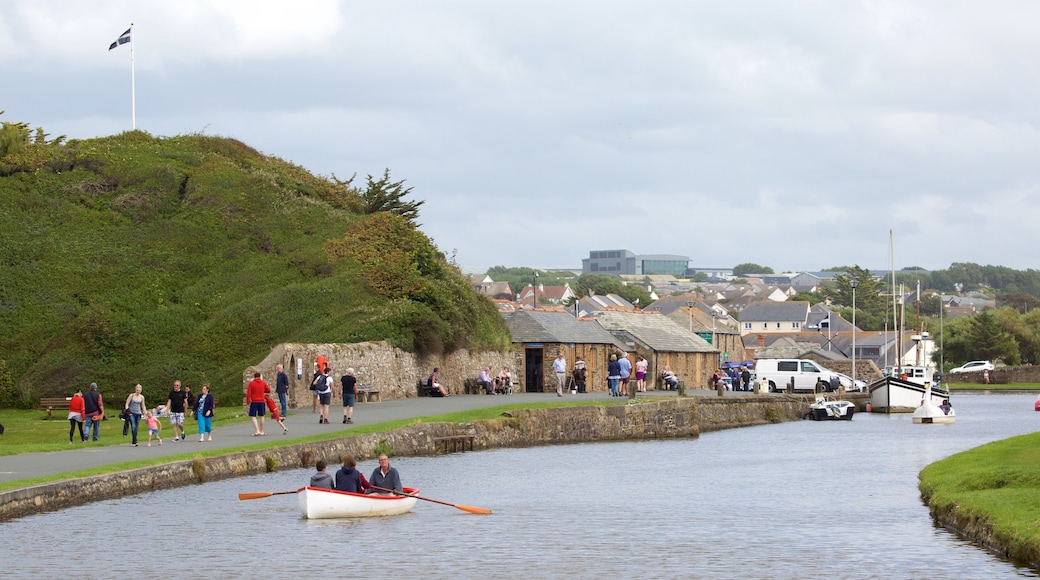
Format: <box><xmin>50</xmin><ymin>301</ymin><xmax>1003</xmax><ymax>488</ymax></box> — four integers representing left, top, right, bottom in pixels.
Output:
<box><xmin>806</xmin><ymin>397</ymin><xmax>855</xmax><ymax>421</ymax></box>
<box><xmin>298</xmin><ymin>486</ymin><xmax>420</xmax><ymax>519</ymax></box>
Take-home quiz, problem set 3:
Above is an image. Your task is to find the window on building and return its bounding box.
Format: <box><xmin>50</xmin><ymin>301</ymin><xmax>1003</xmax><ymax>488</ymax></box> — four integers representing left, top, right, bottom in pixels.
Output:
<box><xmin>792</xmin><ymin>322</ymin><xmax>800</xmax><ymax>330</ymax></box>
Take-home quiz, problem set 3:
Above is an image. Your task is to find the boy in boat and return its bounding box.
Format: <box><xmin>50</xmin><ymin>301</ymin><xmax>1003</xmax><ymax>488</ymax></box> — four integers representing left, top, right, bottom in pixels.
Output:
<box><xmin>334</xmin><ymin>454</ymin><xmax>371</xmax><ymax>494</ymax></box>
<box><xmin>310</xmin><ymin>460</ymin><xmax>334</xmax><ymax>489</ymax></box>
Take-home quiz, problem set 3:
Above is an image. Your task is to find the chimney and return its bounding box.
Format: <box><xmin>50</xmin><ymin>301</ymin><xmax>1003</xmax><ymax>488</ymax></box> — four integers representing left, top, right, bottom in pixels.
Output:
<box><xmin>757</xmin><ymin>334</ymin><xmax>765</xmax><ymax>346</ymax></box>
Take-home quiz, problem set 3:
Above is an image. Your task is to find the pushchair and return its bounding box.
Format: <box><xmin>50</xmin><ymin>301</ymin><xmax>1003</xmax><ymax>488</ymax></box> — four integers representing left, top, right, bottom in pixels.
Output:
<box><xmin>569</xmin><ymin>367</ymin><xmax>587</xmax><ymax>393</ymax></box>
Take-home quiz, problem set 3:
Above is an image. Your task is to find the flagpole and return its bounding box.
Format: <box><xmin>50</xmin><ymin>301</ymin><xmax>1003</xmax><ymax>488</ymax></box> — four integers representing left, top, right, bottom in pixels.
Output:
<box><xmin>130</xmin><ymin>22</ymin><xmax>135</xmax><ymax>130</ymax></box>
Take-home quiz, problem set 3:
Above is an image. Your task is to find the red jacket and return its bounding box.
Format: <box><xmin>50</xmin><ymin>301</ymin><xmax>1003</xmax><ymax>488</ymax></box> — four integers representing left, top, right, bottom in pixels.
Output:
<box><xmin>247</xmin><ymin>378</ymin><xmax>270</xmax><ymax>403</ymax></box>
<box><xmin>69</xmin><ymin>394</ymin><xmax>85</xmax><ymax>416</ymax></box>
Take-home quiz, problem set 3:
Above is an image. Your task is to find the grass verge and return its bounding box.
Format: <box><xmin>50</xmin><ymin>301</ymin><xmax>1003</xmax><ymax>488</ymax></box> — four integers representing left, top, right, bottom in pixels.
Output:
<box><xmin>919</xmin><ymin>431</ymin><xmax>1040</xmax><ymax>565</ymax></box>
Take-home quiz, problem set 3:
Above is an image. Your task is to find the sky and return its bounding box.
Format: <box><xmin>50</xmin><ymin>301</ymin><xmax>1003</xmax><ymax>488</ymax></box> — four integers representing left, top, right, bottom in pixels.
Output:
<box><xmin>3</xmin><ymin>1</ymin><xmax>1039</xmax><ymax>275</ymax></box>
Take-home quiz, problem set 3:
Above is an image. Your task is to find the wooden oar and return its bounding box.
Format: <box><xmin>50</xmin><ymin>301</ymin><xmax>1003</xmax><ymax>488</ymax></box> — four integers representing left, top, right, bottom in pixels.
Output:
<box><xmin>371</xmin><ymin>485</ymin><xmax>492</xmax><ymax>515</ymax></box>
<box><xmin>238</xmin><ymin>490</ymin><xmax>299</xmax><ymax>501</ymax></box>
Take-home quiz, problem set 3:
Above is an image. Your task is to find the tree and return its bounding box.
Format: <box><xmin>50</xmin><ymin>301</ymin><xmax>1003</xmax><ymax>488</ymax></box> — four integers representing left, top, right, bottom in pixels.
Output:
<box><xmin>732</xmin><ymin>263</ymin><xmax>773</xmax><ymax>276</ymax></box>
<box><xmin>829</xmin><ymin>266</ymin><xmax>888</xmax><ymax>330</ymax></box>
<box><xmin>359</xmin><ymin>169</ymin><xmax>424</xmax><ymax>225</ymax></box>
<box><xmin>965</xmin><ymin>310</ymin><xmax>1019</xmax><ymax>364</ymax></box>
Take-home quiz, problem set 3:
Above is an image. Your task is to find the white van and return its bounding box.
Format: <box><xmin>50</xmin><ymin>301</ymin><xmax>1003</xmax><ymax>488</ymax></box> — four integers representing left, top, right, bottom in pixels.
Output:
<box><xmin>755</xmin><ymin>359</ymin><xmax>845</xmax><ymax>393</ymax></box>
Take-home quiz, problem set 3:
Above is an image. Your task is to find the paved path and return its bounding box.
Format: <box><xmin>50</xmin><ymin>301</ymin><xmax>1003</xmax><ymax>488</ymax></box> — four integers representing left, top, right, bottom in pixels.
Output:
<box><xmin>0</xmin><ymin>389</ymin><xmax>719</xmax><ymax>484</ymax></box>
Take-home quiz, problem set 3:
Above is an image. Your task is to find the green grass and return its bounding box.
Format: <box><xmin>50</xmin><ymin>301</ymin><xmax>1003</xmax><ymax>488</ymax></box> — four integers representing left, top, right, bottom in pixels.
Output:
<box><xmin>920</xmin><ymin>432</ymin><xmax>1040</xmax><ymax>564</ymax></box>
<box><xmin>946</xmin><ymin>383</ymin><xmax>1040</xmax><ymax>391</ymax></box>
<box><xmin>0</xmin><ymin>398</ymin><xmax>632</xmax><ymax>492</ymax></box>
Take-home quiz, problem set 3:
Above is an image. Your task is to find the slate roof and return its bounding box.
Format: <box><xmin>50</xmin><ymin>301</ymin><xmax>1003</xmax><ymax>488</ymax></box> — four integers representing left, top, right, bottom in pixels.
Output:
<box><xmin>587</xmin><ymin>311</ymin><xmax>717</xmax><ymax>353</ymax></box>
<box><xmin>504</xmin><ymin>310</ymin><xmax>627</xmax><ymax>348</ymax></box>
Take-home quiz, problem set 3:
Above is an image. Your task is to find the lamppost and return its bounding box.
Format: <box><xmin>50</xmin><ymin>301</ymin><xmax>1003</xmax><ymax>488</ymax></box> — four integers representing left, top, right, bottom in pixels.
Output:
<box><xmin>687</xmin><ymin>301</ymin><xmax>694</xmax><ymax>332</ymax></box>
<box><xmin>850</xmin><ymin>279</ymin><xmax>858</xmax><ymax>389</ymax></box>
<box><xmin>532</xmin><ymin>272</ymin><xmax>538</xmax><ymax>309</ymax></box>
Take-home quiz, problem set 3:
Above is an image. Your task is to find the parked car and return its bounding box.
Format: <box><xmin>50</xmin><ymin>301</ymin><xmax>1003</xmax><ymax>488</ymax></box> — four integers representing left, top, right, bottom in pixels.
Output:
<box><xmin>949</xmin><ymin>360</ymin><xmax>995</xmax><ymax>374</ymax></box>
<box><xmin>833</xmin><ymin>372</ymin><xmax>867</xmax><ymax>392</ymax></box>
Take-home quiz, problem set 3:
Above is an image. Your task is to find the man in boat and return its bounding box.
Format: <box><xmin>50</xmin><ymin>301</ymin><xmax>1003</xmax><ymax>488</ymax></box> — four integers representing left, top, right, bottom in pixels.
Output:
<box><xmin>369</xmin><ymin>454</ymin><xmax>402</xmax><ymax>493</ymax></box>
<box><xmin>310</xmin><ymin>459</ymin><xmax>334</xmax><ymax>489</ymax></box>
<box><xmin>334</xmin><ymin>454</ymin><xmax>371</xmax><ymax>494</ymax></box>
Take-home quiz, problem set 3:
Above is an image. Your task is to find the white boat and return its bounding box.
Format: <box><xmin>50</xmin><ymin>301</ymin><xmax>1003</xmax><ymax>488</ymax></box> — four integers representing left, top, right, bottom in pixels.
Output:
<box><xmin>865</xmin><ymin>367</ymin><xmax>948</xmax><ymax>413</ymax></box>
<box><xmin>298</xmin><ymin>486</ymin><xmax>420</xmax><ymax>519</ymax></box>
<box><xmin>915</xmin><ymin>386</ymin><xmax>952</xmax><ymax>422</ymax></box>
<box><xmin>806</xmin><ymin>397</ymin><xmax>855</xmax><ymax>421</ymax></box>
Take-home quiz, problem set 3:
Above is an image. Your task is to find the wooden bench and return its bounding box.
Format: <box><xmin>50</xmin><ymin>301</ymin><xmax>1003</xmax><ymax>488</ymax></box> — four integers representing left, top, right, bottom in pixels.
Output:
<box><xmin>432</xmin><ymin>435</ymin><xmax>474</xmax><ymax>453</ymax></box>
<box><xmin>356</xmin><ymin>384</ymin><xmax>381</xmax><ymax>403</ymax></box>
<box><xmin>417</xmin><ymin>378</ymin><xmax>442</xmax><ymax>397</ymax></box>
<box><xmin>40</xmin><ymin>397</ymin><xmax>71</xmax><ymax>420</ymax></box>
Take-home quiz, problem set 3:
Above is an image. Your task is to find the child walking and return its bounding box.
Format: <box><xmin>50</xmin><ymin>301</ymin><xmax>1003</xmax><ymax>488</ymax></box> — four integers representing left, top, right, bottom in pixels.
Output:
<box><xmin>145</xmin><ymin>410</ymin><xmax>162</xmax><ymax>446</ymax></box>
<box><xmin>265</xmin><ymin>395</ymin><xmax>289</xmax><ymax>434</ymax></box>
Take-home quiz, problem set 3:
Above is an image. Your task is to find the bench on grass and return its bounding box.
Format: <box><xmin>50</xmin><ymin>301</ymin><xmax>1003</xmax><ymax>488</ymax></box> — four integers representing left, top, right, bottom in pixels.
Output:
<box><xmin>40</xmin><ymin>397</ymin><xmax>71</xmax><ymax>420</ymax></box>
<box><xmin>356</xmin><ymin>384</ymin><xmax>381</xmax><ymax>403</ymax></box>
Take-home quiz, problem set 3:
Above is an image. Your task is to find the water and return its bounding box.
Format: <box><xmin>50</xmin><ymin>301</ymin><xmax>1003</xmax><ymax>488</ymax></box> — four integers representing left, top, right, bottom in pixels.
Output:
<box><xmin>5</xmin><ymin>393</ymin><xmax>1040</xmax><ymax>578</ymax></box>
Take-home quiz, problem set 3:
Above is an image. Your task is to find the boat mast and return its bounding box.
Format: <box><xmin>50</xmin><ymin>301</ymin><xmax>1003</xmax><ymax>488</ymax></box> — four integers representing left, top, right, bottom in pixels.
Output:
<box><xmin>890</xmin><ymin>230</ymin><xmax>899</xmax><ymax>375</ymax></box>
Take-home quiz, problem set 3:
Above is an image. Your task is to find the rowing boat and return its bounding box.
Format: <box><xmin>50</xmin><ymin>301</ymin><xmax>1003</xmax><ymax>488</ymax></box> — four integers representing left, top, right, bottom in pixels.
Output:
<box><xmin>297</xmin><ymin>486</ymin><xmax>420</xmax><ymax>519</ymax></box>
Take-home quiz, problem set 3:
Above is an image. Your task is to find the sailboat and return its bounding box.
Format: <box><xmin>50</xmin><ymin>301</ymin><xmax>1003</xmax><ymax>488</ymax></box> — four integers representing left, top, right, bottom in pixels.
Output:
<box><xmin>868</xmin><ymin>231</ymin><xmax>951</xmax><ymax>413</ymax></box>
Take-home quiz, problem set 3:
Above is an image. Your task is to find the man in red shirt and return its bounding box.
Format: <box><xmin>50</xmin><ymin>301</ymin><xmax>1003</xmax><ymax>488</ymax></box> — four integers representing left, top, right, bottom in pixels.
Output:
<box><xmin>247</xmin><ymin>372</ymin><xmax>271</xmax><ymax>436</ymax></box>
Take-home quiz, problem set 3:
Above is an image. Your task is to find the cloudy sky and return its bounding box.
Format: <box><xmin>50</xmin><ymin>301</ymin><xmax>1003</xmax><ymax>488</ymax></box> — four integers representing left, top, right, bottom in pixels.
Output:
<box><xmin>3</xmin><ymin>1</ymin><xmax>1038</xmax><ymax>274</ymax></box>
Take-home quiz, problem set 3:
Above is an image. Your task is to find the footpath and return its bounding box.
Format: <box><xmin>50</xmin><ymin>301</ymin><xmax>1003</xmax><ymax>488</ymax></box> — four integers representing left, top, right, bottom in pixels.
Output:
<box><xmin>0</xmin><ymin>389</ymin><xmax>706</xmax><ymax>484</ymax></box>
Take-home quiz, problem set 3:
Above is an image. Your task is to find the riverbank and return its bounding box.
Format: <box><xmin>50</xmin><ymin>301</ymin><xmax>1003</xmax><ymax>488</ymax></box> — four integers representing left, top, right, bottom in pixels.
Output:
<box><xmin>919</xmin><ymin>430</ymin><xmax>1040</xmax><ymax>568</ymax></box>
<box><xmin>0</xmin><ymin>392</ymin><xmax>813</xmax><ymax>521</ymax></box>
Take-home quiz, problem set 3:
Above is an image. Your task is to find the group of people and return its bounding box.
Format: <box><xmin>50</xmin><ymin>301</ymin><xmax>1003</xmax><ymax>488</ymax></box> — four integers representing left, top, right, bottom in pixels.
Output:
<box><xmin>476</xmin><ymin>366</ymin><xmax>512</xmax><ymax>395</ymax></box>
<box><xmin>66</xmin><ymin>379</ymin><xmax>216</xmax><ymax>445</ymax></box>
<box><xmin>306</xmin><ymin>363</ymin><xmax>360</xmax><ymax>424</ymax></box>
<box><xmin>309</xmin><ymin>453</ymin><xmax>403</xmax><ymax>494</ymax></box>
<box><xmin>715</xmin><ymin>367</ymin><xmax>753</xmax><ymax>391</ymax></box>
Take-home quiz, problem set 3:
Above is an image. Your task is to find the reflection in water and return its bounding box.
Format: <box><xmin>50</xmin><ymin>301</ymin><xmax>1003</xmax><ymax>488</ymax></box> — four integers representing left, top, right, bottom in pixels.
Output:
<box><xmin>4</xmin><ymin>393</ymin><xmax>1040</xmax><ymax>578</ymax></box>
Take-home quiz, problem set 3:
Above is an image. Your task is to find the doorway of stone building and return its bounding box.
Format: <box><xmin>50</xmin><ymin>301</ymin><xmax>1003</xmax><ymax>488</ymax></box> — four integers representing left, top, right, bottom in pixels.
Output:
<box><xmin>525</xmin><ymin>347</ymin><xmax>543</xmax><ymax>393</ymax></box>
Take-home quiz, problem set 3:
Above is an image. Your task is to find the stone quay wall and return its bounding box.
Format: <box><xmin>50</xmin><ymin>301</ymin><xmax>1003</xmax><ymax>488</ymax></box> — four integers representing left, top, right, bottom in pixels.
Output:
<box><xmin>244</xmin><ymin>341</ymin><xmax>522</xmax><ymax>408</ymax></box>
<box><xmin>0</xmin><ymin>395</ymin><xmax>813</xmax><ymax>522</ymax></box>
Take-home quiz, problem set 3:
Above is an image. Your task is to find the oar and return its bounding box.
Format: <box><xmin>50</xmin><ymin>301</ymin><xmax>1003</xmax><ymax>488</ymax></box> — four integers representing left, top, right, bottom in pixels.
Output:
<box><xmin>371</xmin><ymin>485</ymin><xmax>492</xmax><ymax>515</ymax></box>
<box><xmin>238</xmin><ymin>490</ymin><xmax>299</xmax><ymax>501</ymax></box>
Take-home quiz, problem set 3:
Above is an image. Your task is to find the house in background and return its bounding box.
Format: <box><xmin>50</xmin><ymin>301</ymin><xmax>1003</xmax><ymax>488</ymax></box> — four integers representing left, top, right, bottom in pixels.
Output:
<box><xmin>738</xmin><ymin>301</ymin><xmax>813</xmax><ymax>335</ymax></box>
<box><xmin>517</xmin><ymin>283</ymin><xmax>576</xmax><ymax>308</ymax></box>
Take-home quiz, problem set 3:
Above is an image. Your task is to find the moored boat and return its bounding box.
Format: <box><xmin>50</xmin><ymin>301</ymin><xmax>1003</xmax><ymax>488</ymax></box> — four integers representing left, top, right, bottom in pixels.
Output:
<box><xmin>806</xmin><ymin>397</ymin><xmax>855</xmax><ymax>421</ymax></box>
<box><xmin>868</xmin><ymin>369</ymin><xmax>949</xmax><ymax>413</ymax></box>
<box><xmin>298</xmin><ymin>486</ymin><xmax>420</xmax><ymax>519</ymax></box>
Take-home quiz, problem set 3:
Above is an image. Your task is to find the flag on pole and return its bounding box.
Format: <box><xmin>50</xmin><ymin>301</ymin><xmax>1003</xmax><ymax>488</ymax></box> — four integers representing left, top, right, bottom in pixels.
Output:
<box><xmin>109</xmin><ymin>27</ymin><xmax>131</xmax><ymax>50</ymax></box>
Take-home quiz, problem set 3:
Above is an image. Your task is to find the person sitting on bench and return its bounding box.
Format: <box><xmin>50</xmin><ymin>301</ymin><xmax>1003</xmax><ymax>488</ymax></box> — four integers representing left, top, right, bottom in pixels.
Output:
<box><xmin>661</xmin><ymin>367</ymin><xmax>680</xmax><ymax>390</ymax></box>
<box><xmin>429</xmin><ymin>368</ymin><xmax>449</xmax><ymax>397</ymax></box>
<box><xmin>477</xmin><ymin>367</ymin><xmax>494</xmax><ymax>395</ymax></box>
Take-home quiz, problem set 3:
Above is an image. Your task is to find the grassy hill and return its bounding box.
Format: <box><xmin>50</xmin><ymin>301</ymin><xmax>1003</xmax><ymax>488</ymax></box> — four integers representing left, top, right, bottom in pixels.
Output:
<box><xmin>0</xmin><ymin>128</ymin><xmax>509</xmax><ymax>406</ymax></box>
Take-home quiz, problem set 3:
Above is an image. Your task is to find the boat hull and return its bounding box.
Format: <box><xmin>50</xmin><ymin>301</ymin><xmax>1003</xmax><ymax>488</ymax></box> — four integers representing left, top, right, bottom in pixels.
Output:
<box><xmin>807</xmin><ymin>401</ymin><xmax>855</xmax><ymax>421</ymax></box>
<box><xmin>298</xmin><ymin>486</ymin><xmax>419</xmax><ymax>519</ymax></box>
<box><xmin>868</xmin><ymin>377</ymin><xmax>948</xmax><ymax>413</ymax></box>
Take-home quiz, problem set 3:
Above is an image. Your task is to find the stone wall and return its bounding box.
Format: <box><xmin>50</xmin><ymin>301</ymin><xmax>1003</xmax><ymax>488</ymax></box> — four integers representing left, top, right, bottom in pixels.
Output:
<box><xmin>0</xmin><ymin>395</ymin><xmax>815</xmax><ymax>522</ymax></box>
<box><xmin>243</xmin><ymin>341</ymin><xmax>522</xmax><ymax>407</ymax></box>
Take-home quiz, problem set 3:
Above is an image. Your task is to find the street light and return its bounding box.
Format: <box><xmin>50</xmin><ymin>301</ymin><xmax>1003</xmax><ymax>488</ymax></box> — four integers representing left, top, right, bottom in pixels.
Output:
<box><xmin>850</xmin><ymin>279</ymin><xmax>858</xmax><ymax>389</ymax></box>
<box><xmin>687</xmin><ymin>301</ymin><xmax>694</xmax><ymax>332</ymax></box>
<box><xmin>532</xmin><ymin>272</ymin><xmax>539</xmax><ymax>309</ymax></box>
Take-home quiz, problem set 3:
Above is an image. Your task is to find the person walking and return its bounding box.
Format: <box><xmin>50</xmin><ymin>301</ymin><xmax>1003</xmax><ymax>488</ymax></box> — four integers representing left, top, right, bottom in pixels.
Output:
<box><xmin>315</xmin><ymin>367</ymin><xmax>333</xmax><ymax>424</ymax></box>
<box><xmin>275</xmin><ymin>363</ymin><xmax>290</xmax><ymax>417</ymax></box>
<box><xmin>144</xmin><ymin>410</ymin><xmax>162</xmax><ymax>446</ymax></box>
<box><xmin>246</xmin><ymin>372</ymin><xmax>270</xmax><ymax>436</ymax></box>
<box><xmin>195</xmin><ymin>384</ymin><xmax>215</xmax><ymax>442</ymax></box>
<box><xmin>83</xmin><ymin>382</ymin><xmax>104</xmax><ymax>442</ymax></box>
<box><xmin>264</xmin><ymin>394</ymin><xmax>288</xmax><ymax>434</ymax></box>
<box><xmin>340</xmin><ymin>368</ymin><xmax>357</xmax><ymax>424</ymax></box>
<box><xmin>68</xmin><ymin>388</ymin><xmax>86</xmax><ymax>444</ymax></box>
<box><xmin>552</xmin><ymin>353</ymin><xmax>567</xmax><ymax>397</ymax></box>
<box><xmin>165</xmin><ymin>380</ymin><xmax>188</xmax><ymax>442</ymax></box>
<box><xmin>124</xmin><ymin>384</ymin><xmax>146</xmax><ymax>447</ymax></box>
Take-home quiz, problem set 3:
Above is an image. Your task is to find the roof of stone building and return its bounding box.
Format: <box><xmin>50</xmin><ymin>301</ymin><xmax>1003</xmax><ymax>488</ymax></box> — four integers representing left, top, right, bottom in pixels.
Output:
<box><xmin>503</xmin><ymin>310</ymin><xmax>627</xmax><ymax>348</ymax></box>
<box><xmin>587</xmin><ymin>311</ymin><xmax>717</xmax><ymax>353</ymax></box>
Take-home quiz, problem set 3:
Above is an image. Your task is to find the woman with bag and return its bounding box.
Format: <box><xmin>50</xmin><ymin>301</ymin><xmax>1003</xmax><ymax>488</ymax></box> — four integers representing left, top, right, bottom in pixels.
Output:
<box><xmin>195</xmin><ymin>384</ymin><xmax>215</xmax><ymax>442</ymax></box>
<box><xmin>123</xmin><ymin>384</ymin><xmax>146</xmax><ymax>447</ymax></box>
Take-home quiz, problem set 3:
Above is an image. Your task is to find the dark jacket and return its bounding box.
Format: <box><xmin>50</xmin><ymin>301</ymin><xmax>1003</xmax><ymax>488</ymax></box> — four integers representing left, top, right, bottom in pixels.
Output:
<box><xmin>335</xmin><ymin>467</ymin><xmax>369</xmax><ymax>493</ymax></box>
<box><xmin>195</xmin><ymin>393</ymin><xmax>215</xmax><ymax>418</ymax></box>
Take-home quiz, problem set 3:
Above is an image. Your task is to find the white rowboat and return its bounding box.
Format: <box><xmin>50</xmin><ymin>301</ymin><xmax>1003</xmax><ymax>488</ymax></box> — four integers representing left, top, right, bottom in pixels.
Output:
<box><xmin>298</xmin><ymin>486</ymin><xmax>420</xmax><ymax>519</ymax></box>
